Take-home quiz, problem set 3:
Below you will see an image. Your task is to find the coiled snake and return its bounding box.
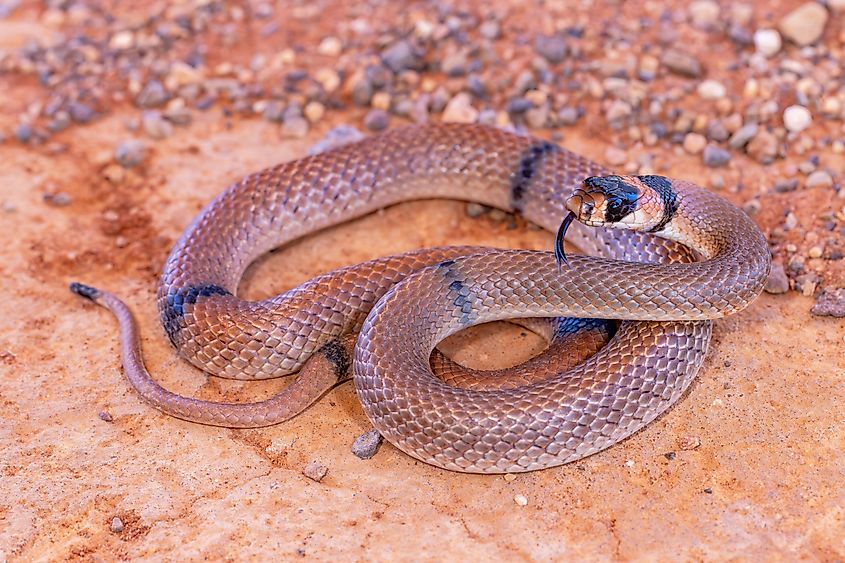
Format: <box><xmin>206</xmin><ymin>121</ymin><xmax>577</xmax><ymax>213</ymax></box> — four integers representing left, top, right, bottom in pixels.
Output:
<box><xmin>71</xmin><ymin>123</ymin><xmax>770</xmax><ymax>473</ymax></box>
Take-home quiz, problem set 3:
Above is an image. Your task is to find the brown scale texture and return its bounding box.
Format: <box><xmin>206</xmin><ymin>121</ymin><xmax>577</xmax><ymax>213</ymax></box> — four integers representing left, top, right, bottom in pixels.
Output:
<box><xmin>141</xmin><ymin>123</ymin><xmax>769</xmax><ymax>471</ymax></box>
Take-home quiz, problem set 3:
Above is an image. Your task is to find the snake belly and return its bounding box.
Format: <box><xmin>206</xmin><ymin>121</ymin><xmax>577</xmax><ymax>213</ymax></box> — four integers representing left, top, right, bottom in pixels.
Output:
<box><xmin>154</xmin><ymin>123</ymin><xmax>768</xmax><ymax>473</ymax></box>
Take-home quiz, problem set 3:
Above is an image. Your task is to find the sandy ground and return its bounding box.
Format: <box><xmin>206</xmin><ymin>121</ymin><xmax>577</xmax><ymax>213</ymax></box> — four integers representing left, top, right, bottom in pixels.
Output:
<box><xmin>0</xmin><ymin>109</ymin><xmax>843</xmax><ymax>561</ymax></box>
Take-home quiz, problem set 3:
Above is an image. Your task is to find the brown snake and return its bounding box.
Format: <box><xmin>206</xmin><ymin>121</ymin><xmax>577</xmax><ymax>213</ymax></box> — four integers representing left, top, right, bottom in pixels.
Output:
<box><xmin>71</xmin><ymin>123</ymin><xmax>770</xmax><ymax>473</ymax></box>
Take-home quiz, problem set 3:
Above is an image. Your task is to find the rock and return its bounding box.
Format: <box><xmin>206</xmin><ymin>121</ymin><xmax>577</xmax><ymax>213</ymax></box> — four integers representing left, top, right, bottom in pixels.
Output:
<box><xmin>795</xmin><ymin>273</ymin><xmax>819</xmax><ymax>296</ymax></box>
<box><xmin>697</xmin><ymin>80</ymin><xmax>726</xmax><ymax>100</ymax></box>
<box><xmin>783</xmin><ymin>105</ymin><xmax>812</xmax><ymax>133</ymax></box>
<box><xmin>557</xmin><ymin>106</ymin><xmax>580</xmax><ymax>126</ymax></box>
<box><xmin>351</xmin><ymin>76</ymin><xmax>374</xmax><ymax>106</ymax></box>
<box><xmin>606</xmin><ymin>100</ymin><xmax>632</xmax><ymax>122</ymax></box>
<box><xmin>778</xmin><ymin>2</ymin><xmax>829</xmax><ymax>46</ymax></box>
<box><xmin>14</xmin><ymin>123</ymin><xmax>33</xmax><ymax>143</ymax></box>
<box><xmin>479</xmin><ymin>19</ymin><xmax>501</xmax><ymax>40</ymax></box>
<box><xmin>281</xmin><ymin>115</ymin><xmax>309</xmax><ymax>138</ymax></box>
<box><xmin>525</xmin><ymin>105</ymin><xmax>550</xmax><ymax>129</ymax></box>
<box><xmin>765</xmin><ymin>263</ymin><xmax>790</xmax><ymax>294</ymax></box>
<box><xmin>98</xmin><ymin>410</ymin><xmax>113</xmax><ymax>422</ymax></box>
<box><xmin>68</xmin><ymin>101</ymin><xmax>96</xmax><ymax>124</ymax></box>
<box><xmin>351</xmin><ymin>429</ymin><xmax>383</xmax><ymax>459</ymax></box>
<box><xmin>811</xmin><ymin>288</ymin><xmax>845</xmax><ymax>317</ymax></box>
<box><xmin>683</xmin><ymin>133</ymin><xmax>707</xmax><ymax>154</ymax></box>
<box><xmin>363</xmin><ymin>109</ymin><xmax>390</xmax><ymax>131</ymax></box>
<box><xmin>707</xmin><ymin>120</ymin><xmax>730</xmax><ymax>142</ymax></box>
<box><xmin>703</xmin><ymin>144</ymin><xmax>731</xmax><ymax>167</ymax></box>
<box><xmin>441</xmin><ymin>51</ymin><xmax>468</xmax><ymax>77</ymax></box>
<box><xmin>747</xmin><ymin>130</ymin><xmax>778</xmax><ymax>163</ymax></box>
<box><xmin>317</xmin><ymin>36</ymin><xmax>342</xmax><ymax>57</ymax></box>
<box><xmin>303</xmin><ymin>101</ymin><xmax>325</xmax><ymax>123</ymax></box>
<box><xmin>753</xmin><ymin>29</ymin><xmax>782</xmax><ymax>57</ymax></box>
<box><xmin>466</xmin><ymin>202</ymin><xmax>489</xmax><ymax>217</ymax></box>
<box><xmin>110</xmin><ymin>517</ymin><xmax>124</xmax><ymax>533</ymax></box>
<box><xmin>507</xmin><ymin>98</ymin><xmax>532</xmax><ymax>114</ymax></box>
<box><xmin>661</xmin><ymin>49</ymin><xmax>703</xmax><ymax>78</ymax></box>
<box><xmin>115</xmin><ymin>140</ymin><xmax>146</xmax><ymax>168</ymax></box>
<box><xmin>381</xmin><ymin>40</ymin><xmax>423</xmax><ymax>73</ymax></box>
<box><xmin>142</xmin><ymin>111</ymin><xmax>173</xmax><ymax>139</ymax></box>
<box><xmin>135</xmin><ymin>79</ymin><xmax>168</xmax><ymax>108</ymax></box>
<box><xmin>808</xmin><ymin>246</ymin><xmax>823</xmax><ymax>259</ymax></box>
<box><xmin>729</xmin><ymin>122</ymin><xmax>758</xmax><ymax>149</ymax></box>
<box><xmin>43</xmin><ymin>192</ymin><xmax>72</xmax><ymax>207</ymax></box>
<box><xmin>689</xmin><ymin>0</ymin><xmax>721</xmax><ymax>28</ymax></box>
<box><xmin>307</xmin><ymin>125</ymin><xmax>365</xmax><ymax>155</ymax></box>
<box><xmin>604</xmin><ymin>146</ymin><xmax>627</xmax><ymax>166</ymax></box>
<box><xmin>303</xmin><ymin>461</ymin><xmax>328</xmax><ymax>482</ymax></box>
<box><xmin>534</xmin><ymin>34</ymin><xmax>567</xmax><ymax>64</ymax></box>
<box><xmin>442</xmin><ymin>93</ymin><xmax>478</xmax><ymax>124</ymax></box>
<box><xmin>806</xmin><ymin>170</ymin><xmax>833</xmax><ymax>188</ymax></box>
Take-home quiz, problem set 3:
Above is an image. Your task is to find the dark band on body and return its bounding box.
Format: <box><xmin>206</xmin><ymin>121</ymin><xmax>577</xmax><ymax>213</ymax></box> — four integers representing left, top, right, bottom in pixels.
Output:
<box><xmin>438</xmin><ymin>261</ymin><xmax>475</xmax><ymax>326</ymax></box>
<box><xmin>638</xmin><ymin>175</ymin><xmax>678</xmax><ymax>232</ymax></box>
<box><xmin>318</xmin><ymin>338</ymin><xmax>351</xmax><ymax>381</ymax></box>
<box><xmin>510</xmin><ymin>141</ymin><xmax>559</xmax><ymax>212</ymax></box>
<box><xmin>162</xmin><ymin>284</ymin><xmax>232</xmax><ymax>342</ymax></box>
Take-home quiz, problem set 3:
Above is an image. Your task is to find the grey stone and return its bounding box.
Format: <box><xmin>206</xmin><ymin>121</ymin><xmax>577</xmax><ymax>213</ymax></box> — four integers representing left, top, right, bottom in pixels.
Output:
<box><xmin>363</xmin><ymin>109</ymin><xmax>390</xmax><ymax>131</ymax></box>
<box><xmin>351</xmin><ymin>429</ymin><xmax>383</xmax><ymax>459</ymax></box>
<box><xmin>703</xmin><ymin>144</ymin><xmax>731</xmax><ymax>167</ymax></box>
<box><xmin>764</xmin><ymin>263</ymin><xmax>790</xmax><ymax>294</ymax></box>
<box><xmin>115</xmin><ymin>140</ymin><xmax>147</xmax><ymax>168</ymax></box>
<box><xmin>535</xmin><ymin>34</ymin><xmax>567</xmax><ymax>64</ymax></box>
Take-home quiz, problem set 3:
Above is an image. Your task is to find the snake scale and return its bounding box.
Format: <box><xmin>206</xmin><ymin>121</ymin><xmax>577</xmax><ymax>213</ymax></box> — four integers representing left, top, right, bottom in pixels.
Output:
<box><xmin>72</xmin><ymin>123</ymin><xmax>770</xmax><ymax>473</ymax></box>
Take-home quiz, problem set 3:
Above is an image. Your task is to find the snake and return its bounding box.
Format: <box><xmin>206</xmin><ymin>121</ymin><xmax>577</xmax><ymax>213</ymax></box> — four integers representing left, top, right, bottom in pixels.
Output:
<box><xmin>70</xmin><ymin>123</ymin><xmax>770</xmax><ymax>474</ymax></box>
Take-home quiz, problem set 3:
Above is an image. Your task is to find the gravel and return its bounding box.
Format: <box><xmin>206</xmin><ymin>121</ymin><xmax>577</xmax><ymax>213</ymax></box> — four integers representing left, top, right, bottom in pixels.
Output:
<box><xmin>764</xmin><ymin>263</ymin><xmax>790</xmax><ymax>294</ymax></box>
<box><xmin>351</xmin><ymin>429</ymin><xmax>383</xmax><ymax>459</ymax></box>
<box><xmin>381</xmin><ymin>40</ymin><xmax>424</xmax><ymax>73</ymax></box>
<box><xmin>805</xmin><ymin>170</ymin><xmax>833</xmax><ymax>188</ymax></box>
<box><xmin>729</xmin><ymin>122</ymin><xmax>759</xmax><ymax>149</ymax></box>
<box><xmin>534</xmin><ymin>34</ymin><xmax>567</xmax><ymax>64</ymax></box>
<box><xmin>303</xmin><ymin>461</ymin><xmax>329</xmax><ymax>482</ymax></box>
<box><xmin>778</xmin><ymin>2</ymin><xmax>829</xmax><ymax>46</ymax></box>
<box><xmin>661</xmin><ymin>49</ymin><xmax>703</xmax><ymax>78</ymax></box>
<box><xmin>110</xmin><ymin>517</ymin><xmax>124</xmax><ymax>533</ymax></box>
<box><xmin>363</xmin><ymin>109</ymin><xmax>390</xmax><ymax>131</ymax></box>
<box><xmin>811</xmin><ymin>288</ymin><xmax>845</xmax><ymax>317</ymax></box>
<box><xmin>753</xmin><ymin>29</ymin><xmax>782</xmax><ymax>56</ymax></box>
<box><xmin>115</xmin><ymin>140</ymin><xmax>147</xmax><ymax>168</ymax></box>
<box><xmin>783</xmin><ymin>105</ymin><xmax>812</xmax><ymax>133</ymax></box>
<box><xmin>703</xmin><ymin>144</ymin><xmax>731</xmax><ymax>167</ymax></box>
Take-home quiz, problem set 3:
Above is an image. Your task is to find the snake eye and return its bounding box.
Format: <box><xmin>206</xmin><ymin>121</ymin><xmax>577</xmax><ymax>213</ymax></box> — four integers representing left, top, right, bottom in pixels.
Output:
<box><xmin>607</xmin><ymin>197</ymin><xmax>622</xmax><ymax>213</ymax></box>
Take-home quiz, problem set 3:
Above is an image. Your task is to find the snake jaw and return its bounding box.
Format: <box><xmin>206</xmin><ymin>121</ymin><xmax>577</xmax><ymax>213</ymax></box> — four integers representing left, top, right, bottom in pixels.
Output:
<box><xmin>554</xmin><ymin>211</ymin><xmax>576</xmax><ymax>269</ymax></box>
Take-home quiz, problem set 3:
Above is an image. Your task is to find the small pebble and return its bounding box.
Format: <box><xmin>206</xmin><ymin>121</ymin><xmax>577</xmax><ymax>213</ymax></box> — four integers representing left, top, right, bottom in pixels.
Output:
<box><xmin>703</xmin><ymin>144</ymin><xmax>731</xmax><ymax>167</ymax></box>
<box><xmin>303</xmin><ymin>461</ymin><xmax>328</xmax><ymax>482</ymax></box>
<box><xmin>679</xmin><ymin>436</ymin><xmax>701</xmax><ymax>450</ymax></box>
<box><xmin>683</xmin><ymin>133</ymin><xmax>707</xmax><ymax>155</ymax></box>
<box><xmin>778</xmin><ymin>2</ymin><xmax>829</xmax><ymax>46</ymax></box>
<box><xmin>661</xmin><ymin>49</ymin><xmax>703</xmax><ymax>78</ymax></box>
<box><xmin>363</xmin><ymin>109</ymin><xmax>390</xmax><ymax>131</ymax></box>
<box><xmin>115</xmin><ymin>140</ymin><xmax>147</xmax><ymax>168</ymax></box>
<box><xmin>811</xmin><ymin>288</ymin><xmax>845</xmax><ymax>317</ymax></box>
<box><xmin>110</xmin><ymin>517</ymin><xmax>124</xmax><ymax>533</ymax></box>
<box><xmin>534</xmin><ymin>34</ymin><xmax>567</xmax><ymax>64</ymax></box>
<box><xmin>14</xmin><ymin>123</ymin><xmax>33</xmax><ymax>143</ymax></box>
<box><xmin>142</xmin><ymin>111</ymin><xmax>173</xmax><ymax>139</ymax></box>
<box><xmin>806</xmin><ymin>170</ymin><xmax>833</xmax><ymax>188</ymax></box>
<box><xmin>442</xmin><ymin>93</ymin><xmax>479</xmax><ymax>124</ymax></box>
<box><xmin>604</xmin><ymin>146</ymin><xmax>627</xmax><ymax>166</ymax></box>
<box><xmin>44</xmin><ymin>192</ymin><xmax>72</xmax><ymax>207</ymax></box>
<box><xmin>479</xmin><ymin>19</ymin><xmax>501</xmax><ymax>40</ymax></box>
<box><xmin>352</xmin><ymin>429</ymin><xmax>383</xmax><ymax>459</ymax></box>
<box><xmin>135</xmin><ymin>79</ymin><xmax>168</xmax><ymax>108</ymax></box>
<box><xmin>503</xmin><ymin>473</ymin><xmax>517</xmax><ymax>482</ymax></box>
<box><xmin>98</xmin><ymin>410</ymin><xmax>114</xmax><ymax>422</ymax></box>
<box><xmin>703</xmin><ymin>488</ymin><xmax>713</xmax><ymax>494</ymax></box>
<box><xmin>303</xmin><ymin>101</ymin><xmax>325</xmax><ymax>123</ymax></box>
<box><xmin>753</xmin><ymin>29</ymin><xmax>782</xmax><ymax>56</ymax></box>
<box><xmin>729</xmin><ymin>123</ymin><xmax>758</xmax><ymax>149</ymax></box>
<box><xmin>764</xmin><ymin>263</ymin><xmax>790</xmax><ymax>294</ymax></box>
<box><xmin>808</xmin><ymin>246</ymin><xmax>823</xmax><ymax>259</ymax></box>
<box><xmin>783</xmin><ymin>105</ymin><xmax>812</xmax><ymax>133</ymax></box>
<box><xmin>466</xmin><ymin>202</ymin><xmax>489</xmax><ymax>217</ymax></box>
<box><xmin>381</xmin><ymin>40</ymin><xmax>423</xmax><ymax>73</ymax></box>
<box><xmin>317</xmin><ymin>36</ymin><xmax>342</xmax><ymax>57</ymax></box>
<box><xmin>697</xmin><ymin>80</ymin><xmax>726</xmax><ymax>100</ymax></box>
<box><xmin>513</xmin><ymin>494</ymin><xmax>528</xmax><ymax>506</ymax></box>
<box><xmin>664</xmin><ymin>451</ymin><xmax>677</xmax><ymax>461</ymax></box>
<box><xmin>281</xmin><ymin>115</ymin><xmax>309</xmax><ymax>138</ymax></box>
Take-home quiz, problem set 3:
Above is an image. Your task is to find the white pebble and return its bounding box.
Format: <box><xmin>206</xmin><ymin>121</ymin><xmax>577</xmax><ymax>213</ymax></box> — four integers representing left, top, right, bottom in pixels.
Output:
<box><xmin>697</xmin><ymin>80</ymin><xmax>726</xmax><ymax>100</ymax></box>
<box><xmin>753</xmin><ymin>29</ymin><xmax>782</xmax><ymax>57</ymax></box>
<box><xmin>514</xmin><ymin>494</ymin><xmax>528</xmax><ymax>506</ymax></box>
<box><xmin>783</xmin><ymin>105</ymin><xmax>812</xmax><ymax>133</ymax></box>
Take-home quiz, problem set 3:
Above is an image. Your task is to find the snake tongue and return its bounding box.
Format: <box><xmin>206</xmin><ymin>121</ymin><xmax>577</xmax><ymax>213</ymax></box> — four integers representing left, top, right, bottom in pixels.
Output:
<box><xmin>554</xmin><ymin>211</ymin><xmax>576</xmax><ymax>269</ymax></box>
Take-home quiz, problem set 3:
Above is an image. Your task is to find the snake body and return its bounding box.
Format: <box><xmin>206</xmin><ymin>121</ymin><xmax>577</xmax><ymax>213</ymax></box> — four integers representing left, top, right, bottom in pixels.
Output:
<box><xmin>72</xmin><ymin>123</ymin><xmax>770</xmax><ymax>473</ymax></box>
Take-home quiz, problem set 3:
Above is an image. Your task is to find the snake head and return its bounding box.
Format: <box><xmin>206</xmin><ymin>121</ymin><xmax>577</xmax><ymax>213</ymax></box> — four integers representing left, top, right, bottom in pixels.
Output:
<box><xmin>555</xmin><ymin>175</ymin><xmax>676</xmax><ymax>267</ymax></box>
<box><xmin>565</xmin><ymin>175</ymin><xmax>669</xmax><ymax>230</ymax></box>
